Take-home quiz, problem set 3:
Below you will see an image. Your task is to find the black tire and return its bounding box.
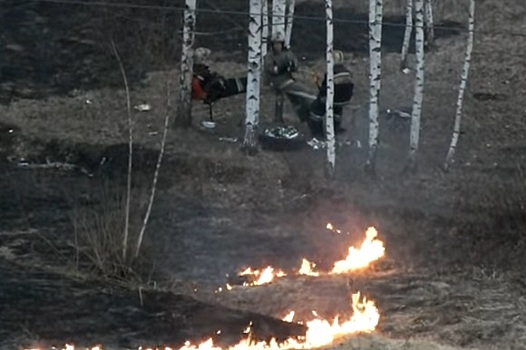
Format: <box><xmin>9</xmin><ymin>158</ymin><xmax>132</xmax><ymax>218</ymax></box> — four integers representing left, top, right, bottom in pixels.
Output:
<box><xmin>257</xmin><ymin>124</ymin><xmax>305</xmax><ymax>152</ymax></box>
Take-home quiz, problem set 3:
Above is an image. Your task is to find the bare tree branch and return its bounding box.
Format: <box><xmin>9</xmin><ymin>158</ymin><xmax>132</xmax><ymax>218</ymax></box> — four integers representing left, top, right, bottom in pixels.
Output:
<box><xmin>110</xmin><ymin>39</ymin><xmax>133</xmax><ymax>262</ymax></box>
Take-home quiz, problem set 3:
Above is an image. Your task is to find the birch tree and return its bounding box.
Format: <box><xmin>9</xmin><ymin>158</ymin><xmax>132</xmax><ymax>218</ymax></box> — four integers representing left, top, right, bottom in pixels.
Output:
<box><xmin>444</xmin><ymin>0</ymin><xmax>475</xmax><ymax>170</ymax></box>
<box><xmin>325</xmin><ymin>0</ymin><xmax>336</xmax><ymax>178</ymax></box>
<box><xmin>366</xmin><ymin>0</ymin><xmax>383</xmax><ymax>174</ymax></box>
<box><xmin>400</xmin><ymin>0</ymin><xmax>413</xmax><ymax>72</ymax></box>
<box><xmin>407</xmin><ymin>0</ymin><xmax>425</xmax><ymax>171</ymax></box>
<box><xmin>272</xmin><ymin>0</ymin><xmax>286</xmax><ymax>38</ymax></box>
<box><xmin>261</xmin><ymin>0</ymin><xmax>269</xmax><ymax>59</ymax></box>
<box><xmin>285</xmin><ymin>0</ymin><xmax>295</xmax><ymax>48</ymax></box>
<box><xmin>424</xmin><ymin>0</ymin><xmax>435</xmax><ymax>48</ymax></box>
<box><xmin>175</xmin><ymin>0</ymin><xmax>196</xmax><ymax>128</ymax></box>
<box><xmin>243</xmin><ymin>0</ymin><xmax>263</xmax><ymax>155</ymax></box>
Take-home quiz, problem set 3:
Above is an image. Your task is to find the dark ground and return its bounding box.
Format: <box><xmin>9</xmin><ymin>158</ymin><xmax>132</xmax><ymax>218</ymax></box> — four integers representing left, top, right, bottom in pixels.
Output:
<box><xmin>1</xmin><ymin>0</ymin><xmax>526</xmax><ymax>349</ymax></box>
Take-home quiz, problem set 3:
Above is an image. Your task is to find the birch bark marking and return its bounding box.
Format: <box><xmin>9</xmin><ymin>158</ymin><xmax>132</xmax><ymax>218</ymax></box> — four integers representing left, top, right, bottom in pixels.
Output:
<box><xmin>261</xmin><ymin>0</ymin><xmax>269</xmax><ymax>60</ymax></box>
<box><xmin>175</xmin><ymin>0</ymin><xmax>196</xmax><ymax>128</ymax></box>
<box><xmin>400</xmin><ymin>0</ymin><xmax>413</xmax><ymax>72</ymax></box>
<box><xmin>285</xmin><ymin>0</ymin><xmax>295</xmax><ymax>48</ymax></box>
<box><xmin>243</xmin><ymin>0</ymin><xmax>263</xmax><ymax>155</ymax></box>
<box><xmin>325</xmin><ymin>0</ymin><xmax>336</xmax><ymax>178</ymax></box>
<box><xmin>424</xmin><ymin>0</ymin><xmax>435</xmax><ymax>48</ymax></box>
<box><xmin>272</xmin><ymin>0</ymin><xmax>286</xmax><ymax>38</ymax></box>
<box><xmin>408</xmin><ymin>0</ymin><xmax>425</xmax><ymax>171</ymax></box>
<box><xmin>366</xmin><ymin>0</ymin><xmax>382</xmax><ymax>174</ymax></box>
<box><xmin>374</xmin><ymin>0</ymin><xmax>384</xmax><ymax>95</ymax></box>
<box><xmin>444</xmin><ymin>0</ymin><xmax>475</xmax><ymax>170</ymax></box>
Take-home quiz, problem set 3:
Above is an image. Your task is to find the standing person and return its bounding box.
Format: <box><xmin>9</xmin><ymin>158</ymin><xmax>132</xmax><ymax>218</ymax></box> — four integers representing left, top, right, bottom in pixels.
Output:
<box><xmin>309</xmin><ymin>50</ymin><xmax>354</xmax><ymax>138</ymax></box>
<box><xmin>263</xmin><ymin>32</ymin><xmax>300</xmax><ymax>123</ymax></box>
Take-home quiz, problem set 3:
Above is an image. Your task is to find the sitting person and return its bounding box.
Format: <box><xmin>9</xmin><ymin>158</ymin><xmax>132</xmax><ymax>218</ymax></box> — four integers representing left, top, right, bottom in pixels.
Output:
<box><xmin>308</xmin><ymin>50</ymin><xmax>354</xmax><ymax>138</ymax></box>
<box><xmin>191</xmin><ymin>47</ymin><xmax>226</xmax><ymax>104</ymax></box>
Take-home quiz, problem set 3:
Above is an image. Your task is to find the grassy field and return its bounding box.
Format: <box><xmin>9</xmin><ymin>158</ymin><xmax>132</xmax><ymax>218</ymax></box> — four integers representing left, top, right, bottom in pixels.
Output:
<box><xmin>1</xmin><ymin>0</ymin><xmax>526</xmax><ymax>349</ymax></box>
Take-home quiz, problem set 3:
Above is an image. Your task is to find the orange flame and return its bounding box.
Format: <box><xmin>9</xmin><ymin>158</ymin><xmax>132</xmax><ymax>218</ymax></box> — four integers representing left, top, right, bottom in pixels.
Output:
<box><xmin>238</xmin><ymin>226</ymin><xmax>386</xmax><ymax>284</ymax></box>
<box><xmin>26</xmin><ymin>224</ymin><xmax>385</xmax><ymax>350</ymax></box>
<box><xmin>28</xmin><ymin>291</ymin><xmax>379</xmax><ymax>350</ymax></box>
<box><xmin>240</xmin><ymin>266</ymin><xmax>287</xmax><ymax>286</ymax></box>
<box><xmin>181</xmin><ymin>292</ymin><xmax>379</xmax><ymax>350</ymax></box>
<box><xmin>331</xmin><ymin>227</ymin><xmax>385</xmax><ymax>274</ymax></box>
<box><xmin>326</xmin><ymin>223</ymin><xmax>342</xmax><ymax>234</ymax></box>
<box><xmin>282</xmin><ymin>311</ymin><xmax>295</xmax><ymax>323</ymax></box>
<box><xmin>298</xmin><ymin>259</ymin><xmax>320</xmax><ymax>276</ymax></box>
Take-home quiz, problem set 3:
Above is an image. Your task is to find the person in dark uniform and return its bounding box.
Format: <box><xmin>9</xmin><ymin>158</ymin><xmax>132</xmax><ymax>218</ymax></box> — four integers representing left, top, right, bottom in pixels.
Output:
<box><xmin>309</xmin><ymin>50</ymin><xmax>354</xmax><ymax>139</ymax></box>
<box><xmin>191</xmin><ymin>47</ymin><xmax>226</xmax><ymax>105</ymax></box>
<box><xmin>263</xmin><ymin>32</ymin><xmax>299</xmax><ymax>92</ymax></box>
<box><xmin>263</xmin><ymin>32</ymin><xmax>300</xmax><ymax>123</ymax></box>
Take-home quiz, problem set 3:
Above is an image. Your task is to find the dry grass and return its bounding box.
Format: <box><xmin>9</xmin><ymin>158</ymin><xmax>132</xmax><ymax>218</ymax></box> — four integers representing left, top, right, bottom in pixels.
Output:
<box><xmin>71</xmin><ymin>182</ymin><xmax>132</xmax><ymax>277</ymax></box>
<box><xmin>70</xmin><ymin>180</ymin><xmax>154</xmax><ymax>280</ymax></box>
<box><xmin>450</xmin><ymin>165</ymin><xmax>526</xmax><ymax>271</ymax></box>
<box><xmin>336</xmin><ymin>334</ymin><xmax>468</xmax><ymax>350</ymax></box>
<box><xmin>2</xmin><ymin>0</ymin><xmax>526</xmax><ymax>348</ymax></box>
<box><xmin>191</xmin><ymin>268</ymin><xmax>526</xmax><ymax>350</ymax></box>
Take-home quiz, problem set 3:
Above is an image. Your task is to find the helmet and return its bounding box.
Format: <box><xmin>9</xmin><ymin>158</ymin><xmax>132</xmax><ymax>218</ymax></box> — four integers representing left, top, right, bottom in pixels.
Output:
<box><xmin>270</xmin><ymin>31</ymin><xmax>285</xmax><ymax>43</ymax></box>
<box><xmin>333</xmin><ymin>50</ymin><xmax>344</xmax><ymax>63</ymax></box>
<box><xmin>194</xmin><ymin>47</ymin><xmax>211</xmax><ymax>64</ymax></box>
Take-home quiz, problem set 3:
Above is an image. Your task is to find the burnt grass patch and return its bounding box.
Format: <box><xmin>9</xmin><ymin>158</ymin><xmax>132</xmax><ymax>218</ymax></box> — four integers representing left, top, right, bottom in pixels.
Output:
<box><xmin>2</xmin><ymin>130</ymin><xmax>526</xmax><ymax>348</ymax></box>
<box><xmin>1</xmin><ymin>0</ymin><xmax>526</xmax><ymax>348</ymax></box>
<box><xmin>2</xmin><ymin>130</ymin><xmax>525</xmax><ymax>278</ymax></box>
<box><xmin>0</xmin><ymin>260</ymin><xmax>306</xmax><ymax>349</ymax></box>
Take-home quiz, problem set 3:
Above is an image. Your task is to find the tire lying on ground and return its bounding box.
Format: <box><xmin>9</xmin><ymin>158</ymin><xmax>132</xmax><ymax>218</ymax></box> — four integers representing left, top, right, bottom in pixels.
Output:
<box><xmin>258</xmin><ymin>124</ymin><xmax>305</xmax><ymax>152</ymax></box>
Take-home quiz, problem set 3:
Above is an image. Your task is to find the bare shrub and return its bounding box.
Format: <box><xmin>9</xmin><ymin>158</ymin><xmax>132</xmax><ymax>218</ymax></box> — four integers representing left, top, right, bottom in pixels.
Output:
<box><xmin>70</xmin><ymin>180</ymin><xmax>152</xmax><ymax>280</ymax></box>
<box><xmin>72</xmin><ymin>182</ymin><xmax>125</xmax><ymax>277</ymax></box>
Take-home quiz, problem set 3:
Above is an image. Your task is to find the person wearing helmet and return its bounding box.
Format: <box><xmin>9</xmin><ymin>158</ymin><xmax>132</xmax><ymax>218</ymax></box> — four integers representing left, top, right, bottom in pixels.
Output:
<box><xmin>308</xmin><ymin>50</ymin><xmax>354</xmax><ymax>138</ymax></box>
<box><xmin>191</xmin><ymin>47</ymin><xmax>226</xmax><ymax>104</ymax></box>
<box><xmin>263</xmin><ymin>32</ymin><xmax>300</xmax><ymax>123</ymax></box>
<box><xmin>263</xmin><ymin>32</ymin><xmax>299</xmax><ymax>90</ymax></box>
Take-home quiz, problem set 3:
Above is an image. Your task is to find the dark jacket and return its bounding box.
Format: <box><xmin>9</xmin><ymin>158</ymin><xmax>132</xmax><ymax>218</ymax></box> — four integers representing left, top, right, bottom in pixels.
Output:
<box><xmin>192</xmin><ymin>63</ymin><xmax>226</xmax><ymax>103</ymax></box>
<box><xmin>263</xmin><ymin>49</ymin><xmax>299</xmax><ymax>90</ymax></box>
<box><xmin>319</xmin><ymin>63</ymin><xmax>354</xmax><ymax>104</ymax></box>
<box><xmin>193</xmin><ymin>63</ymin><xmax>215</xmax><ymax>88</ymax></box>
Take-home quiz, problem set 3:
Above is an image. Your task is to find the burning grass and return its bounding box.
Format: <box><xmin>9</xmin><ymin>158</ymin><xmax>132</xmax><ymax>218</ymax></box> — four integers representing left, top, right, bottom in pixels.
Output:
<box><xmin>22</xmin><ymin>224</ymin><xmax>385</xmax><ymax>350</ymax></box>
<box><xmin>23</xmin><ymin>291</ymin><xmax>380</xmax><ymax>350</ymax></box>
<box><xmin>172</xmin><ymin>292</ymin><xmax>378</xmax><ymax>350</ymax></box>
<box><xmin>229</xmin><ymin>226</ymin><xmax>386</xmax><ymax>287</ymax></box>
<box><xmin>187</xmin><ymin>225</ymin><xmax>386</xmax><ymax>349</ymax></box>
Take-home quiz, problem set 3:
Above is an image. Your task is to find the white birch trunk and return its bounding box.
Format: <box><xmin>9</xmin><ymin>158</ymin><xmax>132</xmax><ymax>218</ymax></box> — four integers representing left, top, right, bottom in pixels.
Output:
<box><xmin>444</xmin><ymin>0</ymin><xmax>475</xmax><ymax>170</ymax></box>
<box><xmin>243</xmin><ymin>0</ymin><xmax>263</xmax><ymax>155</ymax></box>
<box><xmin>272</xmin><ymin>0</ymin><xmax>286</xmax><ymax>39</ymax></box>
<box><xmin>400</xmin><ymin>0</ymin><xmax>413</xmax><ymax>72</ymax></box>
<box><xmin>408</xmin><ymin>0</ymin><xmax>425</xmax><ymax>170</ymax></box>
<box><xmin>261</xmin><ymin>0</ymin><xmax>269</xmax><ymax>60</ymax></box>
<box><xmin>373</xmin><ymin>0</ymin><xmax>384</xmax><ymax>95</ymax></box>
<box><xmin>325</xmin><ymin>0</ymin><xmax>336</xmax><ymax>177</ymax></box>
<box><xmin>285</xmin><ymin>0</ymin><xmax>295</xmax><ymax>48</ymax></box>
<box><xmin>175</xmin><ymin>0</ymin><xmax>196</xmax><ymax>127</ymax></box>
<box><xmin>366</xmin><ymin>0</ymin><xmax>383</xmax><ymax>174</ymax></box>
<box><xmin>424</xmin><ymin>0</ymin><xmax>435</xmax><ymax>48</ymax></box>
